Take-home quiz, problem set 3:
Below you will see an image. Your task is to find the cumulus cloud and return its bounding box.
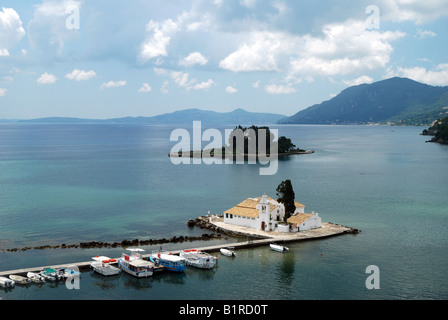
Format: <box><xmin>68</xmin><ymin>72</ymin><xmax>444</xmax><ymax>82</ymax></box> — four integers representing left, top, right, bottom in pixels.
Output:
<box><xmin>265</xmin><ymin>83</ymin><xmax>296</xmax><ymax>94</ymax></box>
<box><xmin>194</xmin><ymin>79</ymin><xmax>215</xmax><ymax>90</ymax></box>
<box><xmin>287</xmin><ymin>20</ymin><xmax>405</xmax><ymax>80</ymax></box>
<box><xmin>342</xmin><ymin>76</ymin><xmax>374</xmax><ymax>86</ymax></box>
<box><xmin>138</xmin><ymin>83</ymin><xmax>152</xmax><ymax>93</ymax></box>
<box><xmin>37</xmin><ymin>73</ymin><xmax>58</xmax><ymax>85</ymax></box>
<box><xmin>396</xmin><ymin>64</ymin><xmax>448</xmax><ymax>86</ymax></box>
<box><xmin>100</xmin><ymin>80</ymin><xmax>126</xmax><ymax>89</ymax></box>
<box><xmin>0</xmin><ymin>8</ymin><xmax>26</xmax><ymax>56</ymax></box>
<box><xmin>65</xmin><ymin>69</ymin><xmax>96</xmax><ymax>81</ymax></box>
<box><xmin>0</xmin><ymin>88</ymin><xmax>7</xmax><ymax>97</ymax></box>
<box><xmin>226</xmin><ymin>86</ymin><xmax>238</xmax><ymax>94</ymax></box>
<box><xmin>28</xmin><ymin>0</ymin><xmax>81</xmax><ymax>55</ymax></box>
<box><xmin>380</xmin><ymin>0</ymin><xmax>448</xmax><ymax>25</ymax></box>
<box><xmin>180</xmin><ymin>52</ymin><xmax>208</xmax><ymax>67</ymax></box>
<box><xmin>139</xmin><ymin>19</ymin><xmax>179</xmax><ymax>61</ymax></box>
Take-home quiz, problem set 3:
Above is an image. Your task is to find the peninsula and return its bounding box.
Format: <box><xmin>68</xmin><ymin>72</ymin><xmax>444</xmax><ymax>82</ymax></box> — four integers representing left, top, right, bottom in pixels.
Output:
<box><xmin>422</xmin><ymin>117</ymin><xmax>448</xmax><ymax>144</ymax></box>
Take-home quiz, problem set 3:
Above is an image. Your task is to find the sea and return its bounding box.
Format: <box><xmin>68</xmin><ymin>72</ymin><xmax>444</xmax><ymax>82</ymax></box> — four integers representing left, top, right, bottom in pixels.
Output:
<box><xmin>0</xmin><ymin>123</ymin><xmax>447</xmax><ymax>302</ymax></box>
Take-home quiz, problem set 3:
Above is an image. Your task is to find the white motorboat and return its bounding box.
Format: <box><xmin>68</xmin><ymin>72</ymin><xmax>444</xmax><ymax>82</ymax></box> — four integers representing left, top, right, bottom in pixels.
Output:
<box><xmin>220</xmin><ymin>247</ymin><xmax>236</xmax><ymax>257</ymax></box>
<box><xmin>91</xmin><ymin>256</ymin><xmax>121</xmax><ymax>276</ymax></box>
<box><xmin>118</xmin><ymin>248</ymin><xmax>154</xmax><ymax>278</ymax></box>
<box><xmin>179</xmin><ymin>249</ymin><xmax>217</xmax><ymax>269</ymax></box>
<box><xmin>0</xmin><ymin>276</ymin><xmax>15</xmax><ymax>288</ymax></box>
<box><xmin>9</xmin><ymin>275</ymin><xmax>31</xmax><ymax>285</ymax></box>
<box><xmin>270</xmin><ymin>244</ymin><xmax>289</xmax><ymax>253</ymax></box>
<box><xmin>57</xmin><ymin>266</ymin><xmax>81</xmax><ymax>280</ymax></box>
<box><xmin>40</xmin><ymin>268</ymin><xmax>60</xmax><ymax>281</ymax></box>
<box><xmin>27</xmin><ymin>272</ymin><xmax>45</xmax><ymax>283</ymax></box>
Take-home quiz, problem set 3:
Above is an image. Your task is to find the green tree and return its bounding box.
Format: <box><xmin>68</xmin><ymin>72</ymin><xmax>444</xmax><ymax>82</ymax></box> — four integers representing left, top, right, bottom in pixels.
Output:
<box><xmin>278</xmin><ymin>136</ymin><xmax>297</xmax><ymax>153</ymax></box>
<box><xmin>276</xmin><ymin>180</ymin><xmax>296</xmax><ymax>222</ymax></box>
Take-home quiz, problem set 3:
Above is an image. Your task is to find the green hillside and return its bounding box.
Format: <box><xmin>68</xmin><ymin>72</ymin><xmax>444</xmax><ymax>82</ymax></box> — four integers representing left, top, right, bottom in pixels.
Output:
<box><xmin>279</xmin><ymin>77</ymin><xmax>448</xmax><ymax>126</ymax></box>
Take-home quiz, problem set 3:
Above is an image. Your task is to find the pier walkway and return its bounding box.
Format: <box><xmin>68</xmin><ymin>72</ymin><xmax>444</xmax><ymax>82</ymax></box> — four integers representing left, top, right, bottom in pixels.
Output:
<box><xmin>0</xmin><ymin>222</ymin><xmax>355</xmax><ymax>277</ymax></box>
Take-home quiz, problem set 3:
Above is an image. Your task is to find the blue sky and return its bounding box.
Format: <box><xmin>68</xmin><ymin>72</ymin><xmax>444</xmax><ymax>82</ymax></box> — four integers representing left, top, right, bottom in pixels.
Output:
<box><xmin>0</xmin><ymin>0</ymin><xmax>447</xmax><ymax>119</ymax></box>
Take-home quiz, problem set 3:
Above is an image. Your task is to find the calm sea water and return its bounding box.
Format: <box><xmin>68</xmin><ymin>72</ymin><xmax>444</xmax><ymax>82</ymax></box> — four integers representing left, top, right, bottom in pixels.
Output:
<box><xmin>0</xmin><ymin>123</ymin><xmax>447</xmax><ymax>300</ymax></box>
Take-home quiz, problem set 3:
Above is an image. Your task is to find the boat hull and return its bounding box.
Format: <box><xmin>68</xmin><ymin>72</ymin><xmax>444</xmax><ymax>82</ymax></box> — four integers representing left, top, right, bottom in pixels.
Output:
<box><xmin>150</xmin><ymin>256</ymin><xmax>186</xmax><ymax>273</ymax></box>
<box><xmin>118</xmin><ymin>259</ymin><xmax>153</xmax><ymax>278</ymax></box>
<box><xmin>220</xmin><ymin>248</ymin><xmax>235</xmax><ymax>257</ymax></box>
<box><xmin>270</xmin><ymin>244</ymin><xmax>289</xmax><ymax>252</ymax></box>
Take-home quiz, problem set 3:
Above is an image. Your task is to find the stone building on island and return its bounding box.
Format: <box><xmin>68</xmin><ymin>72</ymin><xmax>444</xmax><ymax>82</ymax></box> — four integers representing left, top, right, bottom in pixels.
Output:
<box><xmin>223</xmin><ymin>194</ymin><xmax>322</xmax><ymax>233</ymax></box>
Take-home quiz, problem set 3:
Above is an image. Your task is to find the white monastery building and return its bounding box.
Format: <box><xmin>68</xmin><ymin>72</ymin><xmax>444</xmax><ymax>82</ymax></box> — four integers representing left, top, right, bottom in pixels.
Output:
<box><xmin>223</xmin><ymin>194</ymin><xmax>322</xmax><ymax>233</ymax></box>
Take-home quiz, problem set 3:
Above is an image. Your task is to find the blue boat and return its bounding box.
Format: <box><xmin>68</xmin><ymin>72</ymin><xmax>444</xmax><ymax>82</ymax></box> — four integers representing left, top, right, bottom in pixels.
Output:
<box><xmin>150</xmin><ymin>251</ymin><xmax>186</xmax><ymax>273</ymax></box>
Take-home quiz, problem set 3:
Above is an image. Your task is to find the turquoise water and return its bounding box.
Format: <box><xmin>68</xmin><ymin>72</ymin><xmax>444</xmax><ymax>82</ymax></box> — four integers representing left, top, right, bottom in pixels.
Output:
<box><xmin>0</xmin><ymin>124</ymin><xmax>447</xmax><ymax>300</ymax></box>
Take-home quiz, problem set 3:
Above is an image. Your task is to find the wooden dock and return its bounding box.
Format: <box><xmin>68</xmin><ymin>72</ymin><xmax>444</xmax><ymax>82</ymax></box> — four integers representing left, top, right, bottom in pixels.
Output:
<box><xmin>0</xmin><ymin>222</ymin><xmax>357</xmax><ymax>278</ymax></box>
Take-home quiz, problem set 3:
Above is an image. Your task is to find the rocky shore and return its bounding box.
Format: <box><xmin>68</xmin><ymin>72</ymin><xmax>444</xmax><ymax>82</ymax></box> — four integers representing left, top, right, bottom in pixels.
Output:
<box><xmin>1</xmin><ymin>233</ymin><xmax>223</xmax><ymax>253</ymax></box>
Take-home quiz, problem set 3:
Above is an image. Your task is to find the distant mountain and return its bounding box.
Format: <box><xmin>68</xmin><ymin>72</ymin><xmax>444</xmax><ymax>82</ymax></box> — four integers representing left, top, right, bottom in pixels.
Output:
<box><xmin>17</xmin><ymin>108</ymin><xmax>287</xmax><ymax>125</ymax></box>
<box><xmin>278</xmin><ymin>77</ymin><xmax>448</xmax><ymax>126</ymax></box>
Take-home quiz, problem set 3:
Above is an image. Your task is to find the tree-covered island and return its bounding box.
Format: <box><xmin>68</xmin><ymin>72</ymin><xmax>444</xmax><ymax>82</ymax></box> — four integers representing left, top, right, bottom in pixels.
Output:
<box><xmin>169</xmin><ymin>125</ymin><xmax>314</xmax><ymax>159</ymax></box>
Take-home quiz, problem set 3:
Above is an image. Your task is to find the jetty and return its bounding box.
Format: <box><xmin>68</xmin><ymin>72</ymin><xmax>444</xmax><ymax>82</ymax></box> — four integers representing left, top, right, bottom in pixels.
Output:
<box><xmin>0</xmin><ymin>217</ymin><xmax>358</xmax><ymax>278</ymax></box>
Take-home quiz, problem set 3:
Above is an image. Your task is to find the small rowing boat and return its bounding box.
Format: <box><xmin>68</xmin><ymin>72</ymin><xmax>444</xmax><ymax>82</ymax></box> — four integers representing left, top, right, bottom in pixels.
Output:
<box><xmin>27</xmin><ymin>272</ymin><xmax>45</xmax><ymax>283</ymax></box>
<box><xmin>220</xmin><ymin>247</ymin><xmax>235</xmax><ymax>257</ymax></box>
<box><xmin>0</xmin><ymin>276</ymin><xmax>15</xmax><ymax>288</ymax></box>
<box><xmin>9</xmin><ymin>275</ymin><xmax>31</xmax><ymax>285</ymax></box>
<box><xmin>270</xmin><ymin>244</ymin><xmax>289</xmax><ymax>252</ymax></box>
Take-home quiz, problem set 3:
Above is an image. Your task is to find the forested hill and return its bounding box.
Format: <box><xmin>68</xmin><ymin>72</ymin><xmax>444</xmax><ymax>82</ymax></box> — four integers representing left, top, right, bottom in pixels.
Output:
<box><xmin>278</xmin><ymin>77</ymin><xmax>448</xmax><ymax>126</ymax></box>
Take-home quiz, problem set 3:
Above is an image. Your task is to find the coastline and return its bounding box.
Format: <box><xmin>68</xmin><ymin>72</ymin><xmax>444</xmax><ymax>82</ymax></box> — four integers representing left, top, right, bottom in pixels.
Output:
<box><xmin>168</xmin><ymin>149</ymin><xmax>315</xmax><ymax>158</ymax></box>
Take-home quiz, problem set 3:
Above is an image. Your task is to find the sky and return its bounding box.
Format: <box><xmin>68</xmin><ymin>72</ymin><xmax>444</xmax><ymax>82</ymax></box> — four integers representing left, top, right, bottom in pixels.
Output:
<box><xmin>0</xmin><ymin>0</ymin><xmax>447</xmax><ymax>119</ymax></box>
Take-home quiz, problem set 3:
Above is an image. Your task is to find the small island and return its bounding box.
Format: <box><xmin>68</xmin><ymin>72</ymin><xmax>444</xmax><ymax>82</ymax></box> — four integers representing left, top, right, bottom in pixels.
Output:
<box><xmin>422</xmin><ymin>117</ymin><xmax>448</xmax><ymax>144</ymax></box>
<box><xmin>169</xmin><ymin>125</ymin><xmax>314</xmax><ymax>159</ymax></box>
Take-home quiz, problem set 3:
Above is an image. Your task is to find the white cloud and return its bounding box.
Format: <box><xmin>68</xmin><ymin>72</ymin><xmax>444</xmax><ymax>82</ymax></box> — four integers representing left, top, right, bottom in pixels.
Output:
<box><xmin>287</xmin><ymin>20</ymin><xmax>405</xmax><ymax>79</ymax></box>
<box><xmin>0</xmin><ymin>88</ymin><xmax>7</xmax><ymax>97</ymax></box>
<box><xmin>252</xmin><ymin>80</ymin><xmax>260</xmax><ymax>88</ymax></box>
<box><xmin>139</xmin><ymin>19</ymin><xmax>179</xmax><ymax>61</ymax></box>
<box><xmin>240</xmin><ymin>0</ymin><xmax>258</xmax><ymax>9</ymax></box>
<box><xmin>65</xmin><ymin>69</ymin><xmax>96</xmax><ymax>81</ymax></box>
<box><xmin>138</xmin><ymin>83</ymin><xmax>152</xmax><ymax>93</ymax></box>
<box><xmin>226</xmin><ymin>86</ymin><xmax>238</xmax><ymax>94</ymax></box>
<box><xmin>180</xmin><ymin>52</ymin><xmax>208</xmax><ymax>67</ymax></box>
<box><xmin>161</xmin><ymin>80</ymin><xmax>169</xmax><ymax>94</ymax></box>
<box><xmin>342</xmin><ymin>76</ymin><xmax>374</xmax><ymax>86</ymax></box>
<box><xmin>28</xmin><ymin>0</ymin><xmax>81</xmax><ymax>54</ymax></box>
<box><xmin>265</xmin><ymin>84</ymin><xmax>296</xmax><ymax>94</ymax></box>
<box><xmin>380</xmin><ymin>0</ymin><xmax>448</xmax><ymax>25</ymax></box>
<box><xmin>417</xmin><ymin>29</ymin><xmax>436</xmax><ymax>39</ymax></box>
<box><xmin>37</xmin><ymin>73</ymin><xmax>58</xmax><ymax>85</ymax></box>
<box><xmin>194</xmin><ymin>79</ymin><xmax>215</xmax><ymax>90</ymax></box>
<box><xmin>396</xmin><ymin>64</ymin><xmax>448</xmax><ymax>86</ymax></box>
<box><xmin>219</xmin><ymin>31</ymin><xmax>295</xmax><ymax>72</ymax></box>
<box><xmin>0</xmin><ymin>8</ymin><xmax>26</xmax><ymax>55</ymax></box>
<box><xmin>100</xmin><ymin>80</ymin><xmax>126</xmax><ymax>89</ymax></box>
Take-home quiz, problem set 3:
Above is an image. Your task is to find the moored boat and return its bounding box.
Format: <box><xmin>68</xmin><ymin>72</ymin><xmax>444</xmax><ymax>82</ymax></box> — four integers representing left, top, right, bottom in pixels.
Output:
<box><xmin>58</xmin><ymin>266</ymin><xmax>81</xmax><ymax>280</ymax></box>
<box><xmin>9</xmin><ymin>274</ymin><xmax>31</xmax><ymax>285</ymax></box>
<box><xmin>270</xmin><ymin>243</ymin><xmax>289</xmax><ymax>252</ymax></box>
<box><xmin>150</xmin><ymin>250</ymin><xmax>186</xmax><ymax>272</ymax></box>
<box><xmin>0</xmin><ymin>276</ymin><xmax>15</xmax><ymax>288</ymax></box>
<box><xmin>179</xmin><ymin>249</ymin><xmax>217</xmax><ymax>269</ymax></box>
<box><xmin>118</xmin><ymin>248</ymin><xmax>154</xmax><ymax>278</ymax></box>
<box><xmin>220</xmin><ymin>247</ymin><xmax>236</xmax><ymax>257</ymax></box>
<box><xmin>40</xmin><ymin>268</ymin><xmax>60</xmax><ymax>281</ymax></box>
<box><xmin>27</xmin><ymin>272</ymin><xmax>45</xmax><ymax>283</ymax></box>
<box><xmin>91</xmin><ymin>256</ymin><xmax>121</xmax><ymax>276</ymax></box>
